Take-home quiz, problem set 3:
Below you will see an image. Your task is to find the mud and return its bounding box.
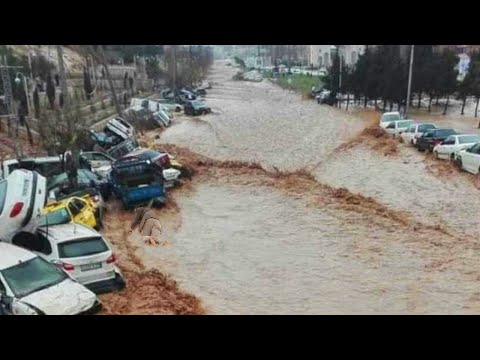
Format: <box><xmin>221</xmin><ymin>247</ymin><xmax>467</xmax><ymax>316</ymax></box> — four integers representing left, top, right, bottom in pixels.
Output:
<box><xmin>98</xmin><ymin>198</ymin><xmax>205</xmax><ymax>315</ymax></box>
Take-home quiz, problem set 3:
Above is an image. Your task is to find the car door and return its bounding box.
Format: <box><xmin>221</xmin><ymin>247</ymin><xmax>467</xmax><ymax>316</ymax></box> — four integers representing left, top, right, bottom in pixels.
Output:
<box><xmin>472</xmin><ymin>144</ymin><xmax>480</xmax><ymax>174</ymax></box>
<box><xmin>439</xmin><ymin>136</ymin><xmax>455</xmax><ymax>156</ymax></box>
<box><xmin>69</xmin><ymin>198</ymin><xmax>95</xmax><ymax>228</ymax></box>
<box><xmin>462</xmin><ymin>143</ymin><xmax>480</xmax><ymax>173</ymax></box>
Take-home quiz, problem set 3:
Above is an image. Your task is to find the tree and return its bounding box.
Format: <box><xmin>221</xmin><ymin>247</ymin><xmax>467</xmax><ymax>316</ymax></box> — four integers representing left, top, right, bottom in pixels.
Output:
<box><xmin>46</xmin><ymin>75</ymin><xmax>56</xmax><ymax>109</ymax></box>
<box><xmin>33</xmin><ymin>87</ymin><xmax>40</xmax><ymax>118</ymax></box>
<box><xmin>83</xmin><ymin>67</ymin><xmax>93</xmax><ymax>100</ymax></box>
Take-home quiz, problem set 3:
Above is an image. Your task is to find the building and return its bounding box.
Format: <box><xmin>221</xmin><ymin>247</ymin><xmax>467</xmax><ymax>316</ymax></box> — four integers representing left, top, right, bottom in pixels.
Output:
<box><xmin>438</xmin><ymin>45</ymin><xmax>480</xmax><ymax>55</ymax></box>
<box><xmin>308</xmin><ymin>45</ymin><xmax>366</xmax><ymax>68</ymax></box>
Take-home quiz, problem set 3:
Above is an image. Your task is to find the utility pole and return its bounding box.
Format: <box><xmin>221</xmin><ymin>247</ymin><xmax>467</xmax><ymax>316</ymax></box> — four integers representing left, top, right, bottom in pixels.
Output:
<box><xmin>405</xmin><ymin>45</ymin><xmax>415</xmax><ymax>118</ymax></box>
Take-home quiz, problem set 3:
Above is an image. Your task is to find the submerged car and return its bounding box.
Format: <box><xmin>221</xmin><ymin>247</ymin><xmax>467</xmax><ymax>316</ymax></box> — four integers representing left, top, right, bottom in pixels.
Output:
<box><xmin>433</xmin><ymin>134</ymin><xmax>480</xmax><ymax>161</ymax></box>
<box><xmin>0</xmin><ymin>242</ymin><xmax>102</xmax><ymax>315</ymax></box>
<box><xmin>456</xmin><ymin>142</ymin><xmax>480</xmax><ymax>175</ymax></box>
<box><xmin>400</xmin><ymin>123</ymin><xmax>437</xmax><ymax>145</ymax></box>
<box><xmin>10</xmin><ymin>224</ymin><xmax>125</xmax><ymax>294</ymax></box>
<box><xmin>379</xmin><ymin>112</ymin><xmax>402</xmax><ymax>129</ymax></box>
<box><xmin>416</xmin><ymin>128</ymin><xmax>458</xmax><ymax>152</ymax></box>
<box><xmin>385</xmin><ymin>119</ymin><xmax>414</xmax><ymax>136</ymax></box>
<box><xmin>184</xmin><ymin>100</ymin><xmax>212</xmax><ymax>116</ymax></box>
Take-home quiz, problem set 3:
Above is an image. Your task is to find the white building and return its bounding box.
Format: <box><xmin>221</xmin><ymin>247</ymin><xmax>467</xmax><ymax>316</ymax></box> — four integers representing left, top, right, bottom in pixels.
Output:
<box><xmin>308</xmin><ymin>45</ymin><xmax>366</xmax><ymax>68</ymax></box>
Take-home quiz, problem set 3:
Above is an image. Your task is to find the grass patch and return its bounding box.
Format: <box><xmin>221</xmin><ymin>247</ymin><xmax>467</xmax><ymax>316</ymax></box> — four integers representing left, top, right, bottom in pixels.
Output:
<box><xmin>275</xmin><ymin>74</ymin><xmax>323</xmax><ymax>97</ymax></box>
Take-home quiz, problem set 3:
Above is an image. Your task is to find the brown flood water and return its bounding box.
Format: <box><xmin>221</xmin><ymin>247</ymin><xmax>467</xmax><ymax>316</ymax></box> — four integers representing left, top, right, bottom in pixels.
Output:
<box><xmin>103</xmin><ymin>60</ymin><xmax>480</xmax><ymax>314</ymax></box>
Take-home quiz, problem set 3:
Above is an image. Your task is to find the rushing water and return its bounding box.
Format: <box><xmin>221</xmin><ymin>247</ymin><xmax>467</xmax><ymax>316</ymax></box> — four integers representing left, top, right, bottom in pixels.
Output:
<box><xmin>139</xmin><ymin>61</ymin><xmax>480</xmax><ymax>314</ymax></box>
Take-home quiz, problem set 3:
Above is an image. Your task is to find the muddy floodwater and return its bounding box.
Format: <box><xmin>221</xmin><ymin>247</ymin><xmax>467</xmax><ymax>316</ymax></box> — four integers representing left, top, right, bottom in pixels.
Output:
<box><xmin>142</xmin><ymin>180</ymin><xmax>476</xmax><ymax>314</ymax></box>
<box><xmin>129</xmin><ymin>60</ymin><xmax>480</xmax><ymax>314</ymax></box>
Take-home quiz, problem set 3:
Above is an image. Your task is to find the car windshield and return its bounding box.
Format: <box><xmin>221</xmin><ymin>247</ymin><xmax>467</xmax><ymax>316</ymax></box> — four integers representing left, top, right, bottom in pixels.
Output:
<box><xmin>382</xmin><ymin>113</ymin><xmax>401</xmax><ymax>122</ymax></box>
<box><xmin>436</xmin><ymin>129</ymin><xmax>456</xmax><ymax>137</ymax></box>
<box><xmin>418</xmin><ymin>124</ymin><xmax>436</xmax><ymax>132</ymax></box>
<box><xmin>459</xmin><ymin>135</ymin><xmax>480</xmax><ymax>144</ymax></box>
<box><xmin>38</xmin><ymin>208</ymin><xmax>71</xmax><ymax>226</ymax></box>
<box><xmin>0</xmin><ymin>180</ymin><xmax>7</xmax><ymax>215</ymax></box>
<box><xmin>58</xmin><ymin>237</ymin><xmax>109</xmax><ymax>258</ymax></box>
<box><xmin>397</xmin><ymin>121</ymin><xmax>413</xmax><ymax>128</ymax></box>
<box><xmin>1</xmin><ymin>256</ymin><xmax>68</xmax><ymax>298</ymax></box>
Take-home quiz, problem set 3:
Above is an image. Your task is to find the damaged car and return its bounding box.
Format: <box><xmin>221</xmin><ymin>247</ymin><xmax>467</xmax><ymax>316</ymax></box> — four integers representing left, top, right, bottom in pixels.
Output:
<box><xmin>0</xmin><ymin>242</ymin><xmax>102</xmax><ymax>315</ymax></box>
<box><xmin>0</xmin><ymin>170</ymin><xmax>47</xmax><ymax>243</ymax></box>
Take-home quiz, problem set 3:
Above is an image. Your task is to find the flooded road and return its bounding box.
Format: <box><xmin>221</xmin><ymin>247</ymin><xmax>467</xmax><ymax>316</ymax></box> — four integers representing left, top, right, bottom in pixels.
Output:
<box><xmin>126</xmin><ymin>60</ymin><xmax>480</xmax><ymax>314</ymax></box>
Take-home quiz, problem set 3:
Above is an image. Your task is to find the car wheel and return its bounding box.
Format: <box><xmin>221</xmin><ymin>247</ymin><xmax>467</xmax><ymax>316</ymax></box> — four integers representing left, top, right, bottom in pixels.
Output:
<box><xmin>434</xmin><ymin>151</ymin><xmax>439</xmax><ymax>159</ymax></box>
<box><xmin>450</xmin><ymin>153</ymin><xmax>455</xmax><ymax>161</ymax></box>
<box><xmin>456</xmin><ymin>158</ymin><xmax>463</xmax><ymax>169</ymax></box>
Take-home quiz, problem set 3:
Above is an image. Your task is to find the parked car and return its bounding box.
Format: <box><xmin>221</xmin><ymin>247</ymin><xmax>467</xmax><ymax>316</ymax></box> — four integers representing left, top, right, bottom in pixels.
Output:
<box><xmin>400</xmin><ymin>123</ymin><xmax>437</xmax><ymax>145</ymax></box>
<box><xmin>385</xmin><ymin>120</ymin><xmax>415</xmax><ymax>136</ymax></box>
<box><xmin>107</xmin><ymin>138</ymin><xmax>140</xmax><ymax>160</ymax></box>
<box><xmin>0</xmin><ymin>170</ymin><xmax>47</xmax><ymax>243</ymax></box>
<box><xmin>416</xmin><ymin>128</ymin><xmax>458</xmax><ymax>152</ymax></box>
<box><xmin>39</xmin><ymin>196</ymin><xmax>98</xmax><ymax>230</ymax></box>
<box><xmin>105</xmin><ymin>117</ymin><xmax>135</xmax><ymax>140</ymax></box>
<box><xmin>79</xmin><ymin>151</ymin><xmax>115</xmax><ymax>179</ymax></box>
<box><xmin>379</xmin><ymin>112</ymin><xmax>402</xmax><ymax>129</ymax></box>
<box><xmin>87</xmin><ymin>129</ymin><xmax>123</xmax><ymax>151</ymax></box>
<box><xmin>152</xmin><ymin>110</ymin><xmax>172</xmax><ymax>128</ymax></box>
<box><xmin>154</xmin><ymin>98</ymin><xmax>183</xmax><ymax>112</ymax></box>
<box><xmin>184</xmin><ymin>100</ymin><xmax>212</xmax><ymax>116</ymax></box>
<box><xmin>433</xmin><ymin>134</ymin><xmax>480</xmax><ymax>161</ymax></box>
<box><xmin>109</xmin><ymin>157</ymin><xmax>166</xmax><ymax>209</ymax></box>
<box><xmin>0</xmin><ymin>242</ymin><xmax>102</xmax><ymax>315</ymax></box>
<box><xmin>48</xmin><ymin>169</ymin><xmax>112</xmax><ymax>201</ymax></box>
<box><xmin>10</xmin><ymin>224</ymin><xmax>125</xmax><ymax>294</ymax></box>
<box><xmin>456</xmin><ymin>142</ymin><xmax>480</xmax><ymax>175</ymax></box>
<box><xmin>1</xmin><ymin>156</ymin><xmax>64</xmax><ymax>180</ymax></box>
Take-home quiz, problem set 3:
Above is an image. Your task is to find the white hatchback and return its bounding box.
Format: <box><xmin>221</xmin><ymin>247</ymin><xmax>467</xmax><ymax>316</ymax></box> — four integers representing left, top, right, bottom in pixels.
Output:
<box><xmin>10</xmin><ymin>223</ymin><xmax>125</xmax><ymax>294</ymax></box>
<box><xmin>433</xmin><ymin>134</ymin><xmax>480</xmax><ymax>161</ymax></box>
<box><xmin>0</xmin><ymin>242</ymin><xmax>101</xmax><ymax>315</ymax></box>
<box><xmin>0</xmin><ymin>170</ymin><xmax>47</xmax><ymax>243</ymax></box>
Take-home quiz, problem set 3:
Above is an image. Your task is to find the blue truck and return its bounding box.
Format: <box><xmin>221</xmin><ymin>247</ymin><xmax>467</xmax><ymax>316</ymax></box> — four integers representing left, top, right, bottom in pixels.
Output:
<box><xmin>109</xmin><ymin>157</ymin><xmax>166</xmax><ymax>210</ymax></box>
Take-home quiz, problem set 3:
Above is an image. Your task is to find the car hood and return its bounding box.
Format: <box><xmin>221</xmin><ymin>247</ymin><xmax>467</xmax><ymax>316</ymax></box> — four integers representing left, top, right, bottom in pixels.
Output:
<box><xmin>22</xmin><ymin>279</ymin><xmax>97</xmax><ymax>315</ymax></box>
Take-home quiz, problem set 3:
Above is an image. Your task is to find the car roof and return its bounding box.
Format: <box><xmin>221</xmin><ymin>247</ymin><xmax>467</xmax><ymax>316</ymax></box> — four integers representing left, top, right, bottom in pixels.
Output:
<box><xmin>383</xmin><ymin>112</ymin><xmax>400</xmax><ymax>115</ymax></box>
<box><xmin>0</xmin><ymin>242</ymin><xmax>37</xmax><ymax>270</ymax></box>
<box><xmin>457</xmin><ymin>134</ymin><xmax>480</xmax><ymax>137</ymax></box>
<box><xmin>37</xmin><ymin>223</ymin><xmax>101</xmax><ymax>244</ymax></box>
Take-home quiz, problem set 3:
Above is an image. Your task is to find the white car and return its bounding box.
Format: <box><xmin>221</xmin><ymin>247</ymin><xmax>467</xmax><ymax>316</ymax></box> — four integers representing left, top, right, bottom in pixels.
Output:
<box><xmin>79</xmin><ymin>151</ymin><xmax>115</xmax><ymax>179</ymax></box>
<box><xmin>433</xmin><ymin>134</ymin><xmax>480</xmax><ymax>161</ymax></box>
<box><xmin>0</xmin><ymin>170</ymin><xmax>47</xmax><ymax>243</ymax></box>
<box><xmin>456</xmin><ymin>142</ymin><xmax>480</xmax><ymax>175</ymax></box>
<box><xmin>11</xmin><ymin>223</ymin><xmax>126</xmax><ymax>294</ymax></box>
<box><xmin>0</xmin><ymin>242</ymin><xmax>101</xmax><ymax>315</ymax></box>
<box><xmin>400</xmin><ymin>123</ymin><xmax>437</xmax><ymax>145</ymax></box>
<box><xmin>106</xmin><ymin>117</ymin><xmax>135</xmax><ymax>140</ymax></box>
<box><xmin>379</xmin><ymin>111</ymin><xmax>402</xmax><ymax>129</ymax></box>
<box><xmin>1</xmin><ymin>155</ymin><xmax>64</xmax><ymax>180</ymax></box>
<box><xmin>385</xmin><ymin>119</ymin><xmax>414</xmax><ymax>136</ymax></box>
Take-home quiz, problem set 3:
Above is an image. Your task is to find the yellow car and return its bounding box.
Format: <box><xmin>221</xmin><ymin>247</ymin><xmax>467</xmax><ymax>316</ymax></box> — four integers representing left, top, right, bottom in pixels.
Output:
<box><xmin>40</xmin><ymin>196</ymin><xmax>98</xmax><ymax>230</ymax></box>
